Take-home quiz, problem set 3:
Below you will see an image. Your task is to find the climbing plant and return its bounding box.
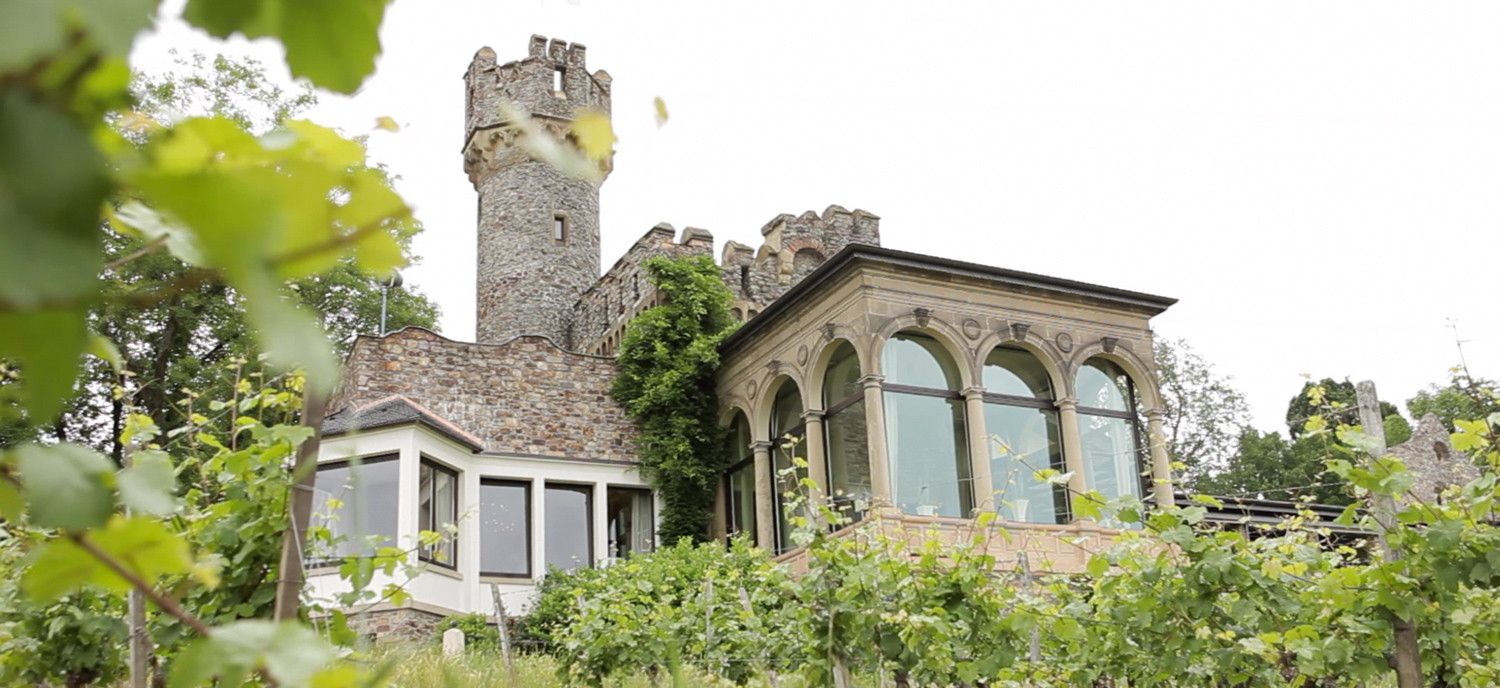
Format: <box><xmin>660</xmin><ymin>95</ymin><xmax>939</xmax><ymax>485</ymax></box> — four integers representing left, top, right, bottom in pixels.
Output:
<box><xmin>612</xmin><ymin>255</ymin><xmax>738</xmax><ymax>544</ymax></box>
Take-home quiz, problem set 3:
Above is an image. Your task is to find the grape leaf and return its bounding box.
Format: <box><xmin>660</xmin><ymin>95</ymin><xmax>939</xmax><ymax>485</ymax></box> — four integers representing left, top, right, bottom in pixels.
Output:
<box><xmin>118</xmin><ymin>450</ymin><xmax>177</xmax><ymax>516</ymax></box>
<box><xmin>13</xmin><ymin>442</ymin><xmax>114</xmax><ymax>531</ymax></box>
<box><xmin>182</xmin><ymin>0</ymin><xmax>389</xmax><ymax>94</ymax></box>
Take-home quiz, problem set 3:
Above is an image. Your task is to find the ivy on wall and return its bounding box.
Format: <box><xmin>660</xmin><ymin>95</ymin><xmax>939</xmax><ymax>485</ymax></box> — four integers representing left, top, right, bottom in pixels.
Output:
<box><xmin>612</xmin><ymin>255</ymin><xmax>738</xmax><ymax>544</ymax></box>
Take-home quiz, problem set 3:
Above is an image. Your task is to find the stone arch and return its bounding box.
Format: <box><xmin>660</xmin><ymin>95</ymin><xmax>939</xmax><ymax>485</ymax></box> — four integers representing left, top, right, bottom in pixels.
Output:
<box><xmin>806</xmin><ymin>336</ymin><xmax>865</xmax><ymax>409</ymax></box>
<box><xmin>1065</xmin><ymin>341</ymin><xmax>1161</xmax><ymax>411</ymax></box>
<box><xmin>973</xmin><ymin>331</ymin><xmax>1068</xmax><ymax>400</ymax></box>
<box><xmin>870</xmin><ymin>314</ymin><xmax>976</xmax><ymax>390</ymax></box>
<box><xmin>751</xmin><ymin>373</ymin><xmax>805</xmax><ymax>443</ymax></box>
<box><xmin>718</xmin><ymin>396</ymin><xmax>752</xmax><ymax>427</ymax></box>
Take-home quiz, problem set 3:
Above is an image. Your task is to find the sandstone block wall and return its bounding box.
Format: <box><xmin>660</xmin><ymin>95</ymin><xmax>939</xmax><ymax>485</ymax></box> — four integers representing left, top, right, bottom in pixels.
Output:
<box><xmin>330</xmin><ymin>327</ymin><xmax>638</xmax><ymax>463</ymax></box>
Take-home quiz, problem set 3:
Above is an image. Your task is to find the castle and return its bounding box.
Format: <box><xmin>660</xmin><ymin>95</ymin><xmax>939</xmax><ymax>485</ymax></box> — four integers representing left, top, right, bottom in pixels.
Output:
<box><xmin>307</xmin><ymin>35</ymin><xmax>1185</xmax><ymax>638</ymax></box>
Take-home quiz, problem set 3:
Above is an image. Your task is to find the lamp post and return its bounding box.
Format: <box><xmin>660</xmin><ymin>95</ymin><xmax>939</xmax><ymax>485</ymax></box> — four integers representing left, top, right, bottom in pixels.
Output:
<box><xmin>379</xmin><ymin>272</ymin><xmax>403</xmax><ymax>335</ymax></box>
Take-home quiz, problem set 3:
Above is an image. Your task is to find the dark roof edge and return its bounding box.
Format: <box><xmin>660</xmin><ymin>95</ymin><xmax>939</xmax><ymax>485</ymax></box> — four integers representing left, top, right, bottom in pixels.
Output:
<box><xmin>720</xmin><ymin>243</ymin><xmax>1177</xmax><ymax>354</ymax></box>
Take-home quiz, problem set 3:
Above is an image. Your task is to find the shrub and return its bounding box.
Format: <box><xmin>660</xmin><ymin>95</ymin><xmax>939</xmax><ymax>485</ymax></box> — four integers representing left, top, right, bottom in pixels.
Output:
<box><xmin>435</xmin><ymin>612</ymin><xmax>498</xmax><ymax>651</ymax></box>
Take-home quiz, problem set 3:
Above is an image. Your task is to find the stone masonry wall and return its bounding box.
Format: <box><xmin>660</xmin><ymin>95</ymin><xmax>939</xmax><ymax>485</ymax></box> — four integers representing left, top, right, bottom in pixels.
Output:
<box><xmin>572</xmin><ymin>223</ymin><xmax>714</xmax><ymax>356</ymax></box>
<box><xmin>1390</xmin><ymin>413</ymin><xmax>1478</xmax><ymax>505</ymax></box>
<box><xmin>464</xmin><ymin>36</ymin><xmax>612</xmax><ymax>347</ymax></box>
<box><xmin>341</xmin><ymin>606</ymin><xmax>444</xmax><ymax>643</ymax></box>
<box><xmin>330</xmin><ymin>327</ymin><xmax>638</xmax><ymax>462</ymax></box>
<box><xmin>719</xmin><ymin>205</ymin><xmax>880</xmax><ymax>321</ymax></box>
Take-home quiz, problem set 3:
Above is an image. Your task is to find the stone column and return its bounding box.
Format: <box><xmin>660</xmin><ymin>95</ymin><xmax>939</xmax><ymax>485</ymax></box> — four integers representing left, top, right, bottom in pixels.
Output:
<box><xmin>804</xmin><ymin>410</ymin><xmax>829</xmax><ymax>514</ymax></box>
<box><xmin>962</xmin><ymin>387</ymin><xmax>993</xmax><ymax>514</ymax></box>
<box><xmin>860</xmin><ymin>374</ymin><xmax>892</xmax><ymax>507</ymax></box>
<box><xmin>752</xmin><ymin>441</ymin><xmax>775</xmax><ymax>550</ymax></box>
<box><xmin>1056</xmin><ymin>397</ymin><xmax>1087</xmax><ymax>514</ymax></box>
<box><xmin>1143</xmin><ymin>408</ymin><xmax>1175</xmax><ymax>508</ymax></box>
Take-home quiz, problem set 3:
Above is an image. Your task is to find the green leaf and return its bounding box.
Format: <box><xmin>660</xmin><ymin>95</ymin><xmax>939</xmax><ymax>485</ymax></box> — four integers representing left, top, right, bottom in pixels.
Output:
<box><xmin>23</xmin><ymin>538</ymin><xmax>103</xmax><ymax>603</ymax></box>
<box><xmin>0</xmin><ymin>2</ymin><xmax>66</xmax><ymax>72</ymax></box>
<box><xmin>70</xmin><ymin>0</ymin><xmax>162</xmax><ymax>57</ymax></box>
<box><xmin>0</xmin><ymin>87</ymin><xmax>108</xmax><ymax>309</ymax></box>
<box><xmin>87</xmin><ymin>332</ymin><xmax>124</xmax><ymax>374</ymax></box>
<box><xmin>0</xmin><ymin>308</ymin><xmax>89</xmax><ymax>421</ymax></box>
<box><xmin>182</xmin><ymin>0</ymin><xmax>389</xmax><ymax>94</ymax></box>
<box><xmin>168</xmin><ymin>637</ymin><xmax>218</xmax><ymax>688</ymax></box>
<box><xmin>14</xmin><ymin>442</ymin><xmax>114</xmax><ymax>530</ymax></box>
<box><xmin>118</xmin><ymin>450</ymin><xmax>177</xmax><ymax>516</ymax></box>
<box><xmin>1087</xmin><ymin>554</ymin><xmax>1109</xmax><ymax>577</ymax></box>
<box><xmin>0</xmin><ymin>479</ymin><xmax>21</xmax><ymax>521</ymax></box>
<box><xmin>110</xmin><ymin>201</ymin><xmax>207</xmax><ymax>266</ymax></box>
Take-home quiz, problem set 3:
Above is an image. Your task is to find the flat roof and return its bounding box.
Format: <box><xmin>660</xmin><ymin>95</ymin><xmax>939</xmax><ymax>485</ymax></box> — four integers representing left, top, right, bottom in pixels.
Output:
<box><xmin>721</xmin><ymin>243</ymin><xmax>1177</xmax><ymax>354</ymax></box>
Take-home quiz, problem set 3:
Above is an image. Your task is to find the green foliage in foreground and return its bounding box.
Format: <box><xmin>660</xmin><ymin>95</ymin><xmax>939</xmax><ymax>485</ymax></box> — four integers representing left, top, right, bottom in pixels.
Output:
<box><xmin>612</xmin><ymin>255</ymin><xmax>738</xmax><ymax>543</ymax></box>
<box><xmin>547</xmin><ymin>408</ymin><xmax>1500</xmax><ymax>687</ymax></box>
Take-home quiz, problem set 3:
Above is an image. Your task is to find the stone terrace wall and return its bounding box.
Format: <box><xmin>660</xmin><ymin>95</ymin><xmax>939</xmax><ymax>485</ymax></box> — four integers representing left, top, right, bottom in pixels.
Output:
<box><xmin>720</xmin><ymin>205</ymin><xmax>880</xmax><ymax>320</ymax></box>
<box><xmin>330</xmin><ymin>327</ymin><xmax>638</xmax><ymax>462</ymax></box>
<box><xmin>571</xmin><ymin>223</ymin><xmax>714</xmax><ymax>356</ymax></box>
<box><xmin>342</xmin><ymin>606</ymin><xmax>444</xmax><ymax>643</ymax></box>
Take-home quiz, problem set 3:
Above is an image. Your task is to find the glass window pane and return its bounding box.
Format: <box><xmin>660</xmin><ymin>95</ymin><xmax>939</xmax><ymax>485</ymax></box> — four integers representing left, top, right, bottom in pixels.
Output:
<box><xmin>545</xmin><ymin>484</ymin><xmax>592</xmax><ymax>572</ymax></box>
<box><xmin>883</xmin><ymin>391</ymin><xmax>972</xmax><ymax>517</ymax></box>
<box><xmin>984</xmin><ymin>403</ymin><xmax>1066</xmax><ymax>524</ymax></box>
<box><xmin>1080</xmin><ymin>414</ymin><xmax>1144</xmax><ymax>503</ymax></box>
<box><xmin>726</xmin><ymin>462</ymin><xmax>756</xmax><ymax>540</ymax></box>
<box><xmin>724</xmin><ymin>413</ymin><xmax>756</xmax><ymax>540</ymax></box>
<box><xmin>983</xmin><ymin>347</ymin><xmax>1053</xmax><ymax>399</ymax></box>
<box><xmin>607</xmin><ymin>487</ymin><xmax>654</xmax><ymax>559</ymax></box>
<box><xmin>433</xmin><ymin>467</ymin><xmax>456</xmax><ymax>564</ymax></box>
<box><xmin>311</xmin><ymin>457</ymin><xmax>399</xmax><ymax>561</ymax></box>
<box><xmin>883</xmin><ymin>332</ymin><xmax>960</xmax><ymax>390</ymax></box>
<box><xmin>822</xmin><ymin>343</ymin><xmax>862</xmax><ymax>406</ymax></box>
<box><xmin>1077</xmin><ymin>359</ymin><xmax>1132</xmax><ymax>412</ymax></box>
<box><xmin>771</xmin><ymin>383</ymin><xmax>806</xmax><ymax>553</ymax></box>
<box><xmin>825</xmin><ymin>398</ymin><xmax>871</xmax><ymax>520</ymax></box>
<box><xmin>480</xmin><ymin>481</ymin><xmax>530</xmax><ymax>576</ymax></box>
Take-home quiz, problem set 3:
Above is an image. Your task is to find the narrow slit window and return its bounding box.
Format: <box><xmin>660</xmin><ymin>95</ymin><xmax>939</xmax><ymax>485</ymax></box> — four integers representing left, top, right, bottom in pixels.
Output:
<box><xmin>553</xmin><ymin>67</ymin><xmax>565</xmax><ymax>92</ymax></box>
<box><xmin>553</xmin><ymin>215</ymin><xmax>567</xmax><ymax>243</ymax></box>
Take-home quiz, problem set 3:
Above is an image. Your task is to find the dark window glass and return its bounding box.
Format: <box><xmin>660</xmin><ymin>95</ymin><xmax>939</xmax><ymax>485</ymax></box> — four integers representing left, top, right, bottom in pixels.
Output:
<box><xmin>770</xmin><ymin>382</ymin><xmax>806</xmax><ymax>553</ymax></box>
<box><xmin>418</xmin><ymin>460</ymin><xmax>458</xmax><ymax>567</ymax></box>
<box><xmin>310</xmin><ymin>456</ymin><xmax>399</xmax><ymax>563</ymax></box>
<box><xmin>553</xmin><ymin>215</ymin><xmax>567</xmax><ymax>242</ymax></box>
<box><xmin>545</xmin><ymin>484</ymin><xmax>592</xmax><ymax>572</ymax></box>
<box><xmin>480</xmin><ymin>480</ymin><xmax>530</xmax><ymax>577</ymax></box>
<box><xmin>822</xmin><ymin>343</ymin><xmax>870</xmax><ymax>521</ymax></box>
<box><xmin>882</xmin><ymin>332</ymin><xmax>972</xmax><ymax>517</ymax></box>
<box><xmin>723</xmin><ymin>413</ymin><xmax>756</xmax><ymax>540</ymax></box>
<box><xmin>607</xmin><ymin>487</ymin><xmax>654</xmax><ymax>560</ymax></box>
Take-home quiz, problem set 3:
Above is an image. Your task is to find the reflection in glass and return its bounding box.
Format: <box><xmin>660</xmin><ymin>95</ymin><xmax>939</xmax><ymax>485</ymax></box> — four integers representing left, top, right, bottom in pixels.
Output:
<box><xmin>771</xmin><ymin>382</ymin><xmax>806</xmax><ymax>553</ymax></box>
<box><xmin>607</xmin><ymin>487</ymin><xmax>654</xmax><ymax>559</ymax></box>
<box><xmin>545</xmin><ymin>484</ymin><xmax>593</xmax><ymax>572</ymax></box>
<box><xmin>723</xmin><ymin>413</ymin><xmax>756</xmax><ymax>540</ymax></box>
<box><xmin>1076</xmin><ymin>357</ymin><xmax>1146</xmax><ymax>517</ymax></box>
<box><xmin>985</xmin><ymin>404</ymin><xmax>1066</xmax><ymax>523</ymax></box>
<box><xmin>883</xmin><ymin>331</ymin><xmax>972</xmax><ymax>517</ymax></box>
<box><xmin>419</xmin><ymin>460</ymin><xmax>458</xmax><ymax>566</ymax></box>
<box><xmin>311</xmin><ymin>456</ymin><xmax>399</xmax><ymax>563</ymax></box>
<box><xmin>480</xmin><ymin>480</ymin><xmax>529</xmax><ymax>577</ymax></box>
<box><xmin>822</xmin><ymin>343</ymin><xmax>870</xmax><ymax>521</ymax></box>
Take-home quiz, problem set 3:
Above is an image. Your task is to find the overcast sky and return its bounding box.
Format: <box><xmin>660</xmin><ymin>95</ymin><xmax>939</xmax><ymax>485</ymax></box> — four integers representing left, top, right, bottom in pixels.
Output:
<box><xmin>132</xmin><ymin>0</ymin><xmax>1500</xmax><ymax>434</ymax></box>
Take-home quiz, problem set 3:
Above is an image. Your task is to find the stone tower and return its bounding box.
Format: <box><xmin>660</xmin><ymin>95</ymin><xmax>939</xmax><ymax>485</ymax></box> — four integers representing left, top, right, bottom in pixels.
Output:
<box><xmin>463</xmin><ymin>36</ymin><xmax>613</xmax><ymax>346</ymax></box>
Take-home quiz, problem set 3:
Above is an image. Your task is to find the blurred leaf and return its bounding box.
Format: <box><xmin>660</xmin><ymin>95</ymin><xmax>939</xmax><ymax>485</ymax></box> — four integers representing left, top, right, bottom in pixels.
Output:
<box><xmin>373</xmin><ymin>116</ymin><xmax>399</xmax><ymax>132</ymax></box>
<box><xmin>571</xmin><ymin>109</ymin><xmax>616</xmax><ymax>162</ymax></box>
<box><xmin>110</xmin><ymin>201</ymin><xmax>206</xmax><ymax>266</ymax></box>
<box><xmin>653</xmin><ymin>97</ymin><xmax>669</xmax><ymax>126</ymax></box>
<box><xmin>0</xmin><ymin>308</ymin><xmax>89</xmax><ymax>421</ymax></box>
<box><xmin>14</xmin><ymin>442</ymin><xmax>114</xmax><ymax>531</ymax></box>
<box><xmin>87</xmin><ymin>332</ymin><xmax>123</xmax><ymax>373</ymax></box>
<box><xmin>118</xmin><ymin>450</ymin><xmax>177</xmax><ymax>516</ymax></box>
<box><xmin>182</xmin><ymin>0</ymin><xmax>389</xmax><ymax>94</ymax></box>
<box><xmin>23</xmin><ymin>538</ymin><xmax>102</xmax><ymax>603</ymax></box>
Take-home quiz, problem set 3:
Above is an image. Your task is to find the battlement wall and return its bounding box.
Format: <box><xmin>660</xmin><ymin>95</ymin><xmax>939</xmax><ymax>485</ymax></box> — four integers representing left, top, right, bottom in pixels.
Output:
<box><xmin>572</xmin><ymin>223</ymin><xmax>714</xmax><ymax>355</ymax></box>
<box><xmin>464</xmin><ymin>36</ymin><xmax>611</xmax><ymax>146</ymax></box>
<box><xmin>721</xmin><ymin>205</ymin><xmax>880</xmax><ymax>320</ymax></box>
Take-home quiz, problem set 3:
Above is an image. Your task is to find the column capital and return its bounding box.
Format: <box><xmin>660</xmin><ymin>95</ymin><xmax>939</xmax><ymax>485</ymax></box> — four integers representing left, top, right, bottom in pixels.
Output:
<box><xmin>1142</xmin><ymin>407</ymin><xmax>1167</xmax><ymax>421</ymax></box>
<box><xmin>859</xmin><ymin>373</ymin><xmax>886</xmax><ymax>389</ymax></box>
<box><xmin>1056</xmin><ymin>397</ymin><xmax>1080</xmax><ymax>411</ymax></box>
<box><xmin>961</xmin><ymin>386</ymin><xmax>986</xmax><ymax>401</ymax></box>
<box><xmin>751</xmin><ymin>441</ymin><xmax>774</xmax><ymax>452</ymax></box>
<box><xmin>804</xmin><ymin>409</ymin><xmax>826</xmax><ymax>422</ymax></box>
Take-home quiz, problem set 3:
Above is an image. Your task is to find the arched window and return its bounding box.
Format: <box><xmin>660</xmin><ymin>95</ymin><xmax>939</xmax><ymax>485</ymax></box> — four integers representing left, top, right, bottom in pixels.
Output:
<box><xmin>882</xmin><ymin>332</ymin><xmax>972</xmax><ymax>517</ymax></box>
<box><xmin>822</xmin><ymin>343</ymin><xmax>870</xmax><ymax>522</ymax></box>
<box><xmin>770</xmin><ymin>381</ymin><xmax>806</xmax><ymax>553</ymax></box>
<box><xmin>982</xmin><ymin>347</ymin><xmax>1066</xmax><ymax>524</ymax></box>
<box><xmin>723</xmin><ymin>412</ymin><xmax>756</xmax><ymax>541</ymax></box>
<box><xmin>1076</xmin><ymin>358</ymin><xmax>1146</xmax><ymax>504</ymax></box>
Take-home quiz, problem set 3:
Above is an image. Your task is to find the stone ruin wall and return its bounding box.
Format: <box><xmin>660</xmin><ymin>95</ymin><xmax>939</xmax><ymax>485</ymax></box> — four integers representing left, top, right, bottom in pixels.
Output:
<box><xmin>571</xmin><ymin>223</ymin><xmax>714</xmax><ymax>356</ymax></box>
<box><xmin>329</xmin><ymin>327</ymin><xmax>638</xmax><ymax>463</ymax></box>
<box><xmin>719</xmin><ymin>205</ymin><xmax>881</xmax><ymax>321</ymax></box>
<box><xmin>1390</xmin><ymin>413</ymin><xmax>1479</xmax><ymax>505</ymax></box>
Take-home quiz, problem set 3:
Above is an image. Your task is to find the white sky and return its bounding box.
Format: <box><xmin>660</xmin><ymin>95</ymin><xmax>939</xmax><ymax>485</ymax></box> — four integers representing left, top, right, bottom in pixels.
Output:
<box><xmin>131</xmin><ymin>0</ymin><xmax>1500</xmax><ymax>434</ymax></box>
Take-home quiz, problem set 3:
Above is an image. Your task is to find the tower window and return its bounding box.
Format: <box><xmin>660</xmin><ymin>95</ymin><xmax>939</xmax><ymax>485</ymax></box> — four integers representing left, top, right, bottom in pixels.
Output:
<box><xmin>553</xmin><ymin>66</ymin><xmax>565</xmax><ymax>93</ymax></box>
<box><xmin>553</xmin><ymin>215</ymin><xmax>567</xmax><ymax>243</ymax></box>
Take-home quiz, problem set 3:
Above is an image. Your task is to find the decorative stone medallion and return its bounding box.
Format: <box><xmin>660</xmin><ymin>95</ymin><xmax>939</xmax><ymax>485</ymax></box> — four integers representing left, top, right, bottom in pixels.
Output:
<box><xmin>1055</xmin><ymin>332</ymin><xmax>1074</xmax><ymax>353</ymax></box>
<box><xmin>962</xmin><ymin>319</ymin><xmax>982</xmax><ymax>340</ymax></box>
<box><xmin>796</xmin><ymin>344</ymin><xmax>809</xmax><ymax>365</ymax></box>
<box><xmin>747</xmin><ymin>379</ymin><xmax>759</xmax><ymax>400</ymax></box>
